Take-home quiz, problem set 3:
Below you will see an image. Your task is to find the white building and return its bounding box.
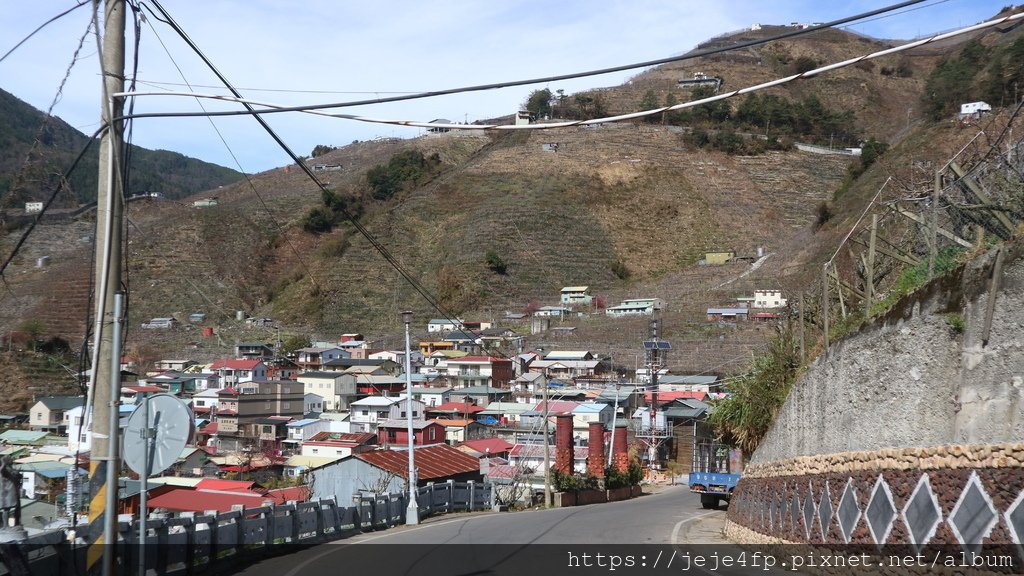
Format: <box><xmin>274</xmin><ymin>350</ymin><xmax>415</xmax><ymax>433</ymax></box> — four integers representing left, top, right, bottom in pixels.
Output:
<box><xmin>348</xmin><ymin>396</ymin><xmax>425</xmax><ymax>433</ymax></box>
<box><xmin>605</xmin><ymin>298</ymin><xmax>664</xmax><ymax>317</ymax></box>
<box><xmin>559</xmin><ymin>286</ymin><xmax>592</xmax><ymax>306</ymax></box>
<box><xmin>753</xmin><ymin>290</ymin><xmax>787</xmax><ymax>309</ymax></box>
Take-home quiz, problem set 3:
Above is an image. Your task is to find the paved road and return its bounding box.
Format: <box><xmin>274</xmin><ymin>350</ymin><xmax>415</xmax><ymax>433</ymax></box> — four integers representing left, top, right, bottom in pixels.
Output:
<box><xmin>231</xmin><ymin>486</ymin><xmax>774</xmax><ymax>576</ymax></box>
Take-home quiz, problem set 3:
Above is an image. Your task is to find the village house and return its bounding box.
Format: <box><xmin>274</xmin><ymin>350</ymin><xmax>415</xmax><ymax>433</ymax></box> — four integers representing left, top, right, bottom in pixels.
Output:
<box><xmin>559</xmin><ymin>286</ymin><xmax>593</xmax><ymax>307</ymax></box>
<box><xmin>207</xmin><ymin>359</ymin><xmax>268</xmax><ymax>386</ymax></box>
<box><xmin>304</xmin><ymin>392</ymin><xmax>324</xmax><ymax>415</ymax></box>
<box><xmin>283</xmin><ymin>454</ymin><xmax>341</xmax><ymax>479</ymax></box>
<box><xmin>408</xmin><ymin>386</ymin><xmax>452</xmax><ymax>407</ymax></box>
<box><xmin>605</xmin><ymin>298</ymin><xmax>664</xmax><ymax>317</ymax></box>
<box><xmin>295</xmin><ymin>346</ymin><xmax>351</xmax><ymax>372</ymax></box>
<box><xmin>212</xmin><ymin>380</ymin><xmax>303</xmax><ymax>452</ymax></box>
<box><xmin>300</xmin><ymin>431</ymin><xmax>377</xmax><ymax>458</ymax></box>
<box><xmin>376</xmin><ymin>419</ymin><xmax>446</xmax><ymax>447</ymax></box>
<box><xmin>534</xmin><ymin>305</ymin><xmax>574</xmax><ymax>317</ymax></box>
<box><xmin>528</xmin><ymin>353</ymin><xmax>608</xmax><ymax>382</ymax></box>
<box><xmin>369</xmin><ymin>349</ymin><xmax>423</xmax><ymax>367</ymax></box>
<box><xmin>154</xmin><ymin>359</ymin><xmax>195</xmax><ymax>372</ymax></box>
<box><xmin>444</xmin><ymin>356</ymin><xmax>514</xmax><ymax>388</ymax></box>
<box><xmin>430</xmin><ymin>418</ymin><xmax>488</xmax><ymax>444</ymax></box>
<box><xmin>442</xmin><ymin>330</ymin><xmax>482</xmax><ymax>354</ymax></box>
<box><xmin>427</xmin><ymin>318</ymin><xmax>462</xmax><ymax>333</ymax></box>
<box><xmin>753</xmin><ymin>289</ymin><xmax>787</xmax><ymax>309</ymax></box>
<box><xmin>444</xmin><ymin>385</ymin><xmax>513</xmax><ymax>406</ymax></box>
<box><xmin>308</xmin><ymin>443</ymin><xmax>483</xmax><ymax>502</ymax></box>
<box><xmin>234</xmin><ymin>342</ymin><xmax>275</xmax><ymax>360</ymax></box>
<box><xmin>28</xmin><ymin>396</ymin><xmax>84</xmax><ymax>434</ymax></box>
<box><xmin>658</xmin><ymin>375</ymin><xmax>720</xmax><ymax>392</ymax></box>
<box><xmin>706</xmin><ymin>307</ymin><xmax>749</xmax><ymax>322</ymax></box>
<box><xmin>296</xmin><ymin>371</ymin><xmax>356</xmax><ymax>411</ymax></box>
<box><xmin>348</xmin><ymin>396</ymin><xmax>426</xmax><ymax>433</ymax></box>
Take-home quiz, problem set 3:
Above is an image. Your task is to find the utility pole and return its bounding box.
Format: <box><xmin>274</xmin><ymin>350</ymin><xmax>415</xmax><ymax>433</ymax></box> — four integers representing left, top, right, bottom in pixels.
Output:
<box><xmin>86</xmin><ymin>1</ymin><xmax>125</xmax><ymax>574</ymax></box>
<box><xmin>539</xmin><ymin>347</ymin><xmax>551</xmax><ymax>508</ymax></box>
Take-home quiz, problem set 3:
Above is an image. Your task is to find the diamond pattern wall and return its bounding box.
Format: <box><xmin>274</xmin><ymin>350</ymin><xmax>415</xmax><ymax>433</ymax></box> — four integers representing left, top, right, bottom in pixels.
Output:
<box><xmin>948</xmin><ymin>471</ymin><xmax>998</xmax><ymax>553</ymax></box>
<box><xmin>865</xmin><ymin>475</ymin><xmax>896</xmax><ymax>546</ymax></box>
<box><xmin>902</xmin><ymin>473</ymin><xmax>942</xmax><ymax>550</ymax></box>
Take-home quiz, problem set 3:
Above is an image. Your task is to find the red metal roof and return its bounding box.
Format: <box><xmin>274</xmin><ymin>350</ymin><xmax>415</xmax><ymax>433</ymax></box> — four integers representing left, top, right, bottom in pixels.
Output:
<box><xmin>458</xmin><ymin>437</ymin><xmax>513</xmax><ymax>454</ymax></box>
<box><xmin>428</xmin><ymin>401</ymin><xmax>484</xmax><ymax>414</ymax></box>
<box><xmin>264</xmin><ymin>486</ymin><xmax>310</xmax><ymax>504</ymax></box>
<box><xmin>431</xmin><ymin>418</ymin><xmax>474</xmax><ymax>427</ymax></box>
<box><xmin>643</xmin><ymin>390</ymin><xmax>708</xmax><ymax>403</ymax></box>
<box><xmin>305</xmin><ymin>431</ymin><xmax>376</xmax><ymax>444</ymax></box>
<box><xmin>216</xmin><ymin>387</ymin><xmax>239</xmax><ymax>395</ymax></box>
<box><xmin>199</xmin><ymin>422</ymin><xmax>218</xmax><ymax>434</ymax></box>
<box><xmin>195</xmin><ymin>479</ymin><xmax>259</xmax><ymax>492</ymax></box>
<box><xmin>355</xmin><ymin>444</ymin><xmax>480</xmax><ymax>481</ymax></box>
<box><xmin>147</xmin><ymin>488</ymin><xmax>269</xmax><ymax>513</ymax></box>
<box><xmin>534</xmin><ymin>400</ymin><xmax>580</xmax><ymax>415</ymax></box>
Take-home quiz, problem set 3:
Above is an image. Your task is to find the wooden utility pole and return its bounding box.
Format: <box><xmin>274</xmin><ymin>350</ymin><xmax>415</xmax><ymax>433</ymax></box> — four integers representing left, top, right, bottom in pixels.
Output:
<box><xmin>821</xmin><ymin>265</ymin><xmax>830</xmax><ymax>356</ymax></box>
<box><xmin>86</xmin><ymin>1</ymin><xmax>125</xmax><ymax>574</ymax></box>
<box><xmin>865</xmin><ymin>214</ymin><xmax>876</xmax><ymax>316</ymax></box>
<box><xmin>798</xmin><ymin>291</ymin><xmax>805</xmax><ymax>364</ymax></box>
<box><xmin>928</xmin><ymin>172</ymin><xmax>940</xmax><ymax>280</ymax></box>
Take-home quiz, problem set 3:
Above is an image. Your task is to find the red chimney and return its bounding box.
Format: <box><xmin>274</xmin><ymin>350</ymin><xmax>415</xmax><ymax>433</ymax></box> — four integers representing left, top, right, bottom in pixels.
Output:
<box><xmin>554</xmin><ymin>413</ymin><xmax>574</xmax><ymax>475</ymax></box>
<box><xmin>612</xmin><ymin>422</ymin><xmax>629</xmax><ymax>472</ymax></box>
<box><xmin>587</xmin><ymin>422</ymin><xmax>605</xmax><ymax>478</ymax></box>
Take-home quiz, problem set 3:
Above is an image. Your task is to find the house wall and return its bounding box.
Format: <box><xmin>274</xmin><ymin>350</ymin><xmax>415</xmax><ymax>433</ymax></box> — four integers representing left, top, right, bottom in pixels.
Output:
<box><xmin>310</xmin><ymin>458</ymin><xmax>404</xmax><ymax>503</ymax></box>
<box><xmin>727</xmin><ymin>241</ymin><xmax>1024</xmax><ymax>547</ymax></box>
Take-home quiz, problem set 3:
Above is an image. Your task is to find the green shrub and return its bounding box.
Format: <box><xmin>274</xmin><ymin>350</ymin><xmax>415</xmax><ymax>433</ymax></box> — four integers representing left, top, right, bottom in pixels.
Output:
<box><xmin>485</xmin><ymin>249</ymin><xmax>508</xmax><ymax>275</ymax></box>
<box><xmin>610</xmin><ymin>259</ymin><xmax>631</xmax><ymax>280</ymax></box>
<box><xmin>302</xmin><ymin>207</ymin><xmax>333</xmax><ymax>233</ymax></box>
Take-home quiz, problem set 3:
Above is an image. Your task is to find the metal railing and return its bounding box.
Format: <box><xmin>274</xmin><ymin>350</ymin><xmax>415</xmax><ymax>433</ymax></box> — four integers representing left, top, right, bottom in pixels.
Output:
<box><xmin>6</xmin><ymin>480</ymin><xmax>492</xmax><ymax>576</ymax></box>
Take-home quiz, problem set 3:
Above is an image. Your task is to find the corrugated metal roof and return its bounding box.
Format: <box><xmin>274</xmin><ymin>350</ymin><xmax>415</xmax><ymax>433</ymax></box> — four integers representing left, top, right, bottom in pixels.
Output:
<box><xmin>355</xmin><ymin>444</ymin><xmax>480</xmax><ymax>480</ymax></box>
<box><xmin>147</xmin><ymin>488</ymin><xmax>269</xmax><ymax>513</ymax></box>
<box><xmin>458</xmin><ymin>438</ymin><xmax>513</xmax><ymax>454</ymax></box>
<box><xmin>284</xmin><ymin>455</ymin><xmax>342</xmax><ymax>468</ymax></box>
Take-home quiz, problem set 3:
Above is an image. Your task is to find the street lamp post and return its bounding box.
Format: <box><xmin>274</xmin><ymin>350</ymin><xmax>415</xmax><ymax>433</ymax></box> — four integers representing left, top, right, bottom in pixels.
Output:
<box><xmin>401</xmin><ymin>311</ymin><xmax>419</xmax><ymax>525</ymax></box>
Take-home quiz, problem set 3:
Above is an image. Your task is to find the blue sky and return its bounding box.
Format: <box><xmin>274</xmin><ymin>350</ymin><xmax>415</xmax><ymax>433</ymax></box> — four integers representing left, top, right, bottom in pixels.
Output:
<box><xmin>0</xmin><ymin>1</ymin><xmax>1015</xmax><ymax>174</ymax></box>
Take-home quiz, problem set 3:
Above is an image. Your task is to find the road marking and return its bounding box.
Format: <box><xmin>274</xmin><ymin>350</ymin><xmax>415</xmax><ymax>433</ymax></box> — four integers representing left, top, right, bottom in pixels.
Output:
<box><xmin>671</xmin><ymin>510</ymin><xmax>718</xmax><ymax>545</ymax></box>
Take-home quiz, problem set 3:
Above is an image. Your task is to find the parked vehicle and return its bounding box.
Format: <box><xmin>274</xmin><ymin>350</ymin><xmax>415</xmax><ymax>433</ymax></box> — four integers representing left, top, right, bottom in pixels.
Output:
<box><xmin>687</xmin><ymin>439</ymin><xmax>741</xmax><ymax>509</ymax></box>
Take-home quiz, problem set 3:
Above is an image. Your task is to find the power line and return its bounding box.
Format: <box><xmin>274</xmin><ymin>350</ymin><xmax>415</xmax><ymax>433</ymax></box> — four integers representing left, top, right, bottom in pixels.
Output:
<box><xmin>142</xmin><ymin>0</ymin><xmax>485</xmax><ymax>360</ymax></box>
<box><xmin>0</xmin><ymin>1</ymin><xmax>90</xmax><ymax>64</ymax></box>
<box><xmin>121</xmin><ymin>9</ymin><xmax>1024</xmax><ymax>133</ymax></box>
<box><xmin>119</xmin><ymin>0</ymin><xmax>931</xmax><ymax>122</ymax></box>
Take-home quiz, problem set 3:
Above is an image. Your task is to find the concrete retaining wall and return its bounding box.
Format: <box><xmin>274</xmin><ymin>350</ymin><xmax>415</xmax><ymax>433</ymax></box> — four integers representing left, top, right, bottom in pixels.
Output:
<box><xmin>728</xmin><ymin>240</ymin><xmax>1024</xmax><ymax>550</ymax></box>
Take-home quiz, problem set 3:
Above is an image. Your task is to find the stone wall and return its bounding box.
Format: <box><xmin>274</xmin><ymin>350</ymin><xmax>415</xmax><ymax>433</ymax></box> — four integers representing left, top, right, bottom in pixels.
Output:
<box><xmin>728</xmin><ymin>240</ymin><xmax>1024</xmax><ymax>551</ymax></box>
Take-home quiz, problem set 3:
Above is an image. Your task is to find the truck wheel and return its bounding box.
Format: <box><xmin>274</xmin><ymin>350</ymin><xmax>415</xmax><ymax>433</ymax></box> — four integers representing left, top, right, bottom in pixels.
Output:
<box><xmin>700</xmin><ymin>494</ymin><xmax>719</xmax><ymax>509</ymax></box>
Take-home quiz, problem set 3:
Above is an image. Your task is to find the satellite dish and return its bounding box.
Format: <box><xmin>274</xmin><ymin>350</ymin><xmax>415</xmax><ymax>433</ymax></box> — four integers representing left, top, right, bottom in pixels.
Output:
<box><xmin>123</xmin><ymin>394</ymin><xmax>194</xmax><ymax>476</ymax></box>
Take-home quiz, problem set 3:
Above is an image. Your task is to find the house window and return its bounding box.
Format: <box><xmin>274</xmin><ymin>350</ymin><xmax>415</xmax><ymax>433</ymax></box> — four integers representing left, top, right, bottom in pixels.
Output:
<box><xmin>361</xmin><ymin>410</ymin><xmax>368</xmax><ymax>416</ymax></box>
<box><xmin>263</xmin><ymin>425</ymin><xmax>273</xmax><ymax>433</ymax></box>
<box><xmin>283</xmin><ymin>402</ymin><xmax>291</xmax><ymax>409</ymax></box>
<box><xmin>429</xmin><ymin>428</ymin><xmax>436</xmax><ymax>440</ymax></box>
<box><xmin>387</xmin><ymin>430</ymin><xmax>397</xmax><ymax>442</ymax></box>
<box><xmin>400</xmin><ymin>411</ymin><xmax>406</xmax><ymax>418</ymax></box>
<box><xmin>36</xmin><ymin>412</ymin><xmax>42</xmax><ymax>420</ymax></box>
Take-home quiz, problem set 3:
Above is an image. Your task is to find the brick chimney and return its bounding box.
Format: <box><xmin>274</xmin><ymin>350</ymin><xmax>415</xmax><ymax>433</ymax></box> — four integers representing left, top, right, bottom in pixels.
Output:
<box><xmin>587</xmin><ymin>422</ymin><xmax>605</xmax><ymax>478</ymax></box>
<box><xmin>554</xmin><ymin>413</ymin><xmax>574</xmax><ymax>475</ymax></box>
<box><xmin>612</xmin><ymin>422</ymin><xmax>629</xmax><ymax>472</ymax></box>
